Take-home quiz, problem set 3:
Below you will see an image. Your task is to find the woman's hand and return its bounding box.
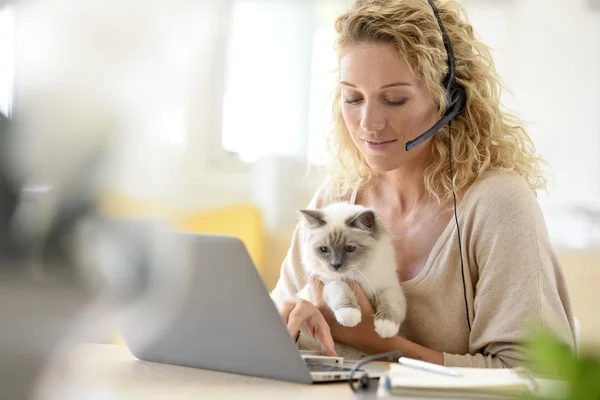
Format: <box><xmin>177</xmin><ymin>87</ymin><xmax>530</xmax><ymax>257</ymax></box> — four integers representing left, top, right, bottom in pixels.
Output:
<box><xmin>278</xmin><ymin>298</ymin><xmax>337</xmax><ymax>356</ymax></box>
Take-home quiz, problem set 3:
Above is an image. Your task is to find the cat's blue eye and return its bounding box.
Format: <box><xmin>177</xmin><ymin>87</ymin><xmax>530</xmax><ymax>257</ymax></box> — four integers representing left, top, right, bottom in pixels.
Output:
<box><xmin>320</xmin><ymin>247</ymin><xmax>331</xmax><ymax>253</ymax></box>
<box><xmin>344</xmin><ymin>245</ymin><xmax>356</xmax><ymax>253</ymax></box>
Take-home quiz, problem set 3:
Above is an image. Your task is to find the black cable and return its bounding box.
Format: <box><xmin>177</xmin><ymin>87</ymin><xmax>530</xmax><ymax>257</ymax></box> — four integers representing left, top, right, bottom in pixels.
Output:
<box><xmin>347</xmin><ymin>351</ymin><xmax>402</xmax><ymax>392</ymax></box>
<box><xmin>448</xmin><ymin>120</ymin><xmax>472</xmax><ymax>332</ymax></box>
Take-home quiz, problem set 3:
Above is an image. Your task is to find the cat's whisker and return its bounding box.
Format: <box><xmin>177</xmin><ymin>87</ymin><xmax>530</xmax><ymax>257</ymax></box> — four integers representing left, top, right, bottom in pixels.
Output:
<box><xmin>296</xmin><ymin>269</ymin><xmax>313</xmax><ymax>284</ymax></box>
<box><xmin>297</xmin><ymin>269</ymin><xmax>309</xmax><ymax>279</ymax></box>
<box><xmin>297</xmin><ymin>270</ymin><xmax>323</xmax><ymax>288</ymax></box>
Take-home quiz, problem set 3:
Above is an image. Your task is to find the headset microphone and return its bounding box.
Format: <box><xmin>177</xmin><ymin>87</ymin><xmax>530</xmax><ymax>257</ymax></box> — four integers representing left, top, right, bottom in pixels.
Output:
<box><xmin>404</xmin><ymin>87</ymin><xmax>465</xmax><ymax>151</ymax></box>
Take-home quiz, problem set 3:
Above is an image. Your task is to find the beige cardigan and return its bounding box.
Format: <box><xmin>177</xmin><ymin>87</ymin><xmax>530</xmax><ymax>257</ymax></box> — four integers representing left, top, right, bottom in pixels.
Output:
<box><xmin>271</xmin><ymin>171</ymin><xmax>576</xmax><ymax>368</ymax></box>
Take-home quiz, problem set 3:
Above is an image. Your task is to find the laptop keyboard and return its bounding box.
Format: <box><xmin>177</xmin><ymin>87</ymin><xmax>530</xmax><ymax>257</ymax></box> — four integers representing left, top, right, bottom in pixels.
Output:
<box><xmin>305</xmin><ymin>359</ymin><xmax>354</xmax><ymax>372</ymax></box>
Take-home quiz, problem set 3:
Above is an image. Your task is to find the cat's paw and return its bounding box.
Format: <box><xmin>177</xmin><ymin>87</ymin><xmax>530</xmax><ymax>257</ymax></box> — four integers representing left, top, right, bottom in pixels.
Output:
<box><xmin>335</xmin><ymin>307</ymin><xmax>362</xmax><ymax>327</ymax></box>
<box><xmin>374</xmin><ymin>318</ymin><xmax>400</xmax><ymax>338</ymax></box>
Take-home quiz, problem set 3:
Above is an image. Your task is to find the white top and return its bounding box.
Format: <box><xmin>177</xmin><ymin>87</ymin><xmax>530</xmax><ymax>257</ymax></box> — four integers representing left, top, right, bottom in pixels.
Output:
<box><xmin>349</xmin><ymin>186</ymin><xmax>359</xmax><ymax>205</ymax></box>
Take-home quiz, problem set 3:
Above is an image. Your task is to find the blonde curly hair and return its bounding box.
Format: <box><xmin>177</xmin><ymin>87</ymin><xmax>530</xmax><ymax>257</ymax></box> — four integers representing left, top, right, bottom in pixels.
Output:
<box><xmin>324</xmin><ymin>0</ymin><xmax>546</xmax><ymax>202</ymax></box>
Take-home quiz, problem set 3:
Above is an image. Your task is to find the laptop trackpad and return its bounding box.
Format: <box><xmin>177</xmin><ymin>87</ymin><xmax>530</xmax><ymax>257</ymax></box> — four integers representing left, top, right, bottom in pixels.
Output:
<box><xmin>300</xmin><ymin>352</ymin><xmax>391</xmax><ymax>378</ymax></box>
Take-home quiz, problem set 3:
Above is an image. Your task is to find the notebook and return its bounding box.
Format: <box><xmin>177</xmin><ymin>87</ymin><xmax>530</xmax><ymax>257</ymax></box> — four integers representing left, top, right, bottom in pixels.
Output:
<box><xmin>377</xmin><ymin>364</ymin><xmax>540</xmax><ymax>399</ymax></box>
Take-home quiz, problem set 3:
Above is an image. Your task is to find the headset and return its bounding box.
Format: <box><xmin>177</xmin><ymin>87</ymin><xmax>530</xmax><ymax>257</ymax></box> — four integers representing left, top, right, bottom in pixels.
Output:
<box><xmin>405</xmin><ymin>0</ymin><xmax>467</xmax><ymax>151</ymax></box>
<box><xmin>348</xmin><ymin>0</ymin><xmax>471</xmax><ymax>391</ymax></box>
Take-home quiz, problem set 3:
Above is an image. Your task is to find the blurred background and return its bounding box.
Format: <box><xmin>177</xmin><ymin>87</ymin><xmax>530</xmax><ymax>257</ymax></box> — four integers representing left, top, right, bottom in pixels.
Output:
<box><xmin>0</xmin><ymin>0</ymin><xmax>599</xmax><ymax>396</ymax></box>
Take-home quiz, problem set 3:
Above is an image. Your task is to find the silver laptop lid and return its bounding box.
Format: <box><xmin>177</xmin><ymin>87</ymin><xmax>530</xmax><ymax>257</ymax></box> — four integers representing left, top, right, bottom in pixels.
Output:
<box><xmin>117</xmin><ymin>231</ymin><xmax>313</xmax><ymax>384</ymax></box>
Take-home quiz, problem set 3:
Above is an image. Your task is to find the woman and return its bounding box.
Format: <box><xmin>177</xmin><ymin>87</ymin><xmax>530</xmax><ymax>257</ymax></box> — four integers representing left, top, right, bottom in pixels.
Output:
<box><xmin>271</xmin><ymin>0</ymin><xmax>575</xmax><ymax>368</ymax></box>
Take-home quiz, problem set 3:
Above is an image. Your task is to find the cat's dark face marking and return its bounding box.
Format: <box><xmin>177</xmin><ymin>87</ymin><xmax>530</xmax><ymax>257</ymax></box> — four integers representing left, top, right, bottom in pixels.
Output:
<box><xmin>300</xmin><ymin>208</ymin><xmax>380</xmax><ymax>277</ymax></box>
<box><xmin>314</xmin><ymin>227</ymin><xmax>365</xmax><ymax>271</ymax></box>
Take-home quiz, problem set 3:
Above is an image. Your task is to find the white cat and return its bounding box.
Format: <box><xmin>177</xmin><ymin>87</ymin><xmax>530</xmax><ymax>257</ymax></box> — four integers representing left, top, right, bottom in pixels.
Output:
<box><xmin>296</xmin><ymin>202</ymin><xmax>406</xmax><ymax>356</ymax></box>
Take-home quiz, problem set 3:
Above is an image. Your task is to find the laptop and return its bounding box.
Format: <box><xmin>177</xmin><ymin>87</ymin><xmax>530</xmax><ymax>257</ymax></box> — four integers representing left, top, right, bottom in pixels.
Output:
<box><xmin>116</xmin><ymin>231</ymin><xmax>383</xmax><ymax>384</ymax></box>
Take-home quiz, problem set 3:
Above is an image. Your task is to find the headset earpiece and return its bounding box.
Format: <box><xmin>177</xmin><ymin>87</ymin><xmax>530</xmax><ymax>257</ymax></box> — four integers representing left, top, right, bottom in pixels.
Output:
<box><xmin>446</xmin><ymin>82</ymin><xmax>467</xmax><ymax>120</ymax></box>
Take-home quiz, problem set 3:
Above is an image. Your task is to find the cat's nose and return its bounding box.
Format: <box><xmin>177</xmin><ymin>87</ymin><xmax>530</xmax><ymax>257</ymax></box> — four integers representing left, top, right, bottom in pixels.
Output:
<box><xmin>330</xmin><ymin>263</ymin><xmax>343</xmax><ymax>270</ymax></box>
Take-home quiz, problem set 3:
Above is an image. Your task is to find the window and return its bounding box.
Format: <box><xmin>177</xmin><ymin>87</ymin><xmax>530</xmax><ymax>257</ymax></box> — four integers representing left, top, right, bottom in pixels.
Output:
<box><xmin>221</xmin><ymin>0</ymin><xmax>317</xmax><ymax>163</ymax></box>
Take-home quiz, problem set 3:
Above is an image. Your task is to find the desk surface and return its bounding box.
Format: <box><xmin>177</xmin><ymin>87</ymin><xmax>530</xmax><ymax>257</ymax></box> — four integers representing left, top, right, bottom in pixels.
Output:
<box><xmin>34</xmin><ymin>344</ymin><xmax>381</xmax><ymax>400</ymax></box>
<box><xmin>34</xmin><ymin>344</ymin><xmax>563</xmax><ymax>400</ymax></box>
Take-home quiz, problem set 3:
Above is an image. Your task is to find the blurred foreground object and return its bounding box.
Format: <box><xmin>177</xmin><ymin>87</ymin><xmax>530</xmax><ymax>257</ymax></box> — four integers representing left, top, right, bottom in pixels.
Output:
<box><xmin>0</xmin><ymin>111</ymin><xmax>183</xmax><ymax>399</ymax></box>
<box><xmin>527</xmin><ymin>332</ymin><xmax>600</xmax><ymax>400</ymax></box>
<box><xmin>0</xmin><ymin>111</ymin><xmax>18</xmax><ymax>259</ymax></box>
<box><xmin>1</xmin><ymin>0</ymin><xmax>229</xmax><ymax>397</ymax></box>
<box><xmin>0</xmin><ymin>108</ymin><xmax>93</xmax><ymax>398</ymax></box>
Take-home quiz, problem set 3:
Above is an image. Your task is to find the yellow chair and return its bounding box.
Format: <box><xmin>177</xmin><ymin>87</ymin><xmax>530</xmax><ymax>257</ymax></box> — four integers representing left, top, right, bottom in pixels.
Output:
<box><xmin>173</xmin><ymin>204</ymin><xmax>265</xmax><ymax>275</ymax></box>
<box><xmin>98</xmin><ymin>191</ymin><xmax>171</xmax><ymax>219</ymax></box>
<box><xmin>98</xmin><ymin>193</ymin><xmax>264</xmax><ymax>269</ymax></box>
<box><xmin>98</xmin><ymin>193</ymin><xmax>266</xmax><ymax>344</ymax></box>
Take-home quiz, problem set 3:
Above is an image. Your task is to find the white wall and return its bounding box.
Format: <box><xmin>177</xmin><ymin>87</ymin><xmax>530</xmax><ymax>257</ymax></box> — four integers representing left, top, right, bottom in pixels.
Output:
<box><xmin>508</xmin><ymin>0</ymin><xmax>600</xmax><ymax>203</ymax></box>
<box><xmin>508</xmin><ymin>0</ymin><xmax>600</xmax><ymax>248</ymax></box>
<box><xmin>465</xmin><ymin>0</ymin><xmax>600</xmax><ymax>248</ymax></box>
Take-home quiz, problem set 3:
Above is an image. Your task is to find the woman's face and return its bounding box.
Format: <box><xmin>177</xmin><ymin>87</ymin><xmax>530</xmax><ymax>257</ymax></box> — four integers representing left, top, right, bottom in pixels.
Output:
<box><xmin>340</xmin><ymin>42</ymin><xmax>439</xmax><ymax>172</ymax></box>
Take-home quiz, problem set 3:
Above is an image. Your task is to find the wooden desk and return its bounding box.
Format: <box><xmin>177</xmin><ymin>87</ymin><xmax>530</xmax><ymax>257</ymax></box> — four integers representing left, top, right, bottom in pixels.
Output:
<box><xmin>33</xmin><ymin>344</ymin><xmax>564</xmax><ymax>400</ymax></box>
<box><xmin>34</xmin><ymin>344</ymin><xmax>381</xmax><ymax>399</ymax></box>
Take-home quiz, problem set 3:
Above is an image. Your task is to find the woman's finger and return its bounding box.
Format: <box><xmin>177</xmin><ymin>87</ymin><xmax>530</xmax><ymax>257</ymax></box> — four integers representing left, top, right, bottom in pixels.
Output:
<box><xmin>313</xmin><ymin>314</ymin><xmax>337</xmax><ymax>356</ymax></box>
<box><xmin>308</xmin><ymin>277</ymin><xmax>325</xmax><ymax>304</ymax></box>
<box><xmin>309</xmin><ymin>275</ymin><xmax>322</xmax><ymax>288</ymax></box>
<box><xmin>286</xmin><ymin>301</ymin><xmax>312</xmax><ymax>338</ymax></box>
<box><xmin>278</xmin><ymin>301</ymin><xmax>296</xmax><ymax>324</ymax></box>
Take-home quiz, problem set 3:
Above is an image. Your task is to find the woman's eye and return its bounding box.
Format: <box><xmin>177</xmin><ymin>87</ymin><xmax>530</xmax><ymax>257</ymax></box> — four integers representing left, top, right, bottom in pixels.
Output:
<box><xmin>385</xmin><ymin>98</ymin><xmax>408</xmax><ymax>106</ymax></box>
<box><xmin>344</xmin><ymin>245</ymin><xmax>356</xmax><ymax>253</ymax></box>
<box><xmin>343</xmin><ymin>97</ymin><xmax>363</xmax><ymax>105</ymax></box>
<box><xmin>320</xmin><ymin>246</ymin><xmax>331</xmax><ymax>253</ymax></box>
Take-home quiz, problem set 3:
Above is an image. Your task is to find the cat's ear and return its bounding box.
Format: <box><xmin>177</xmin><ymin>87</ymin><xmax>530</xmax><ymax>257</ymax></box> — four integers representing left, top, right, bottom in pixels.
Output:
<box><xmin>299</xmin><ymin>209</ymin><xmax>326</xmax><ymax>227</ymax></box>
<box><xmin>346</xmin><ymin>210</ymin><xmax>377</xmax><ymax>233</ymax></box>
